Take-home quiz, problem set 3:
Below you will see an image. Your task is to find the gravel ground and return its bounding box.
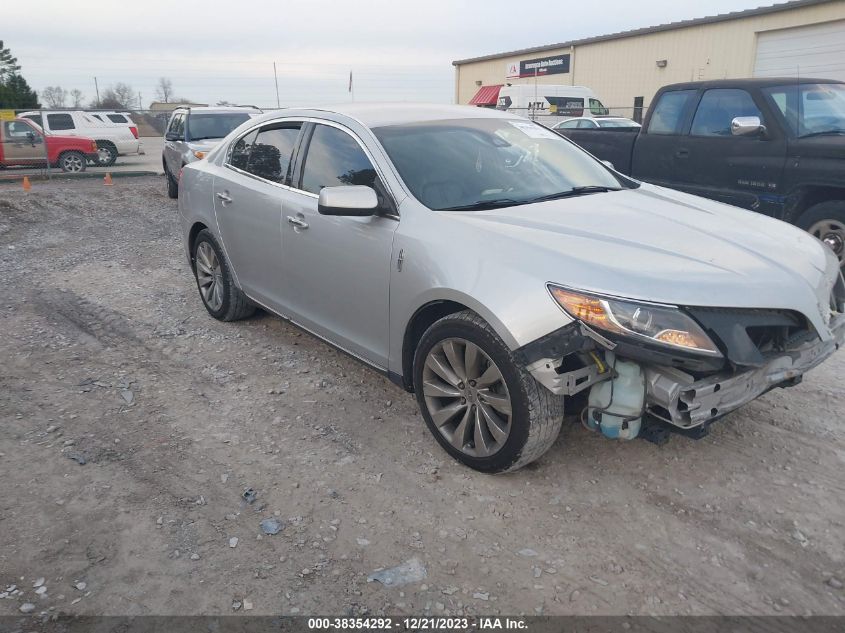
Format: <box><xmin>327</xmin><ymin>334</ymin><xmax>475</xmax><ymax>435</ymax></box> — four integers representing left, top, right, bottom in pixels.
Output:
<box><xmin>0</xmin><ymin>177</ymin><xmax>844</xmax><ymax>617</ymax></box>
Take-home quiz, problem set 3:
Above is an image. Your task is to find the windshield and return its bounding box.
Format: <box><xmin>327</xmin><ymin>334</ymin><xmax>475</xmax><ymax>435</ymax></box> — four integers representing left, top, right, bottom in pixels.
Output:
<box><xmin>372</xmin><ymin>118</ymin><xmax>630</xmax><ymax>211</ymax></box>
<box><xmin>763</xmin><ymin>83</ymin><xmax>845</xmax><ymax>138</ymax></box>
<box><xmin>597</xmin><ymin>118</ymin><xmax>640</xmax><ymax>128</ymax></box>
<box><xmin>186</xmin><ymin>113</ymin><xmax>251</xmax><ymax>141</ymax></box>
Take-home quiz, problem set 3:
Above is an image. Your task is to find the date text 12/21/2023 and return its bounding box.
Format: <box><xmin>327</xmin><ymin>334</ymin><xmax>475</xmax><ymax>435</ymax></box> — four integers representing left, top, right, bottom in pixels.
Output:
<box><xmin>306</xmin><ymin>617</ymin><xmax>528</xmax><ymax>630</ymax></box>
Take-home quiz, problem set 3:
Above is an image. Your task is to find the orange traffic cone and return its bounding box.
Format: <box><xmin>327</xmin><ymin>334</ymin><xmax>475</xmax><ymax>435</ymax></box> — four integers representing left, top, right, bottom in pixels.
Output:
<box><xmin>22</xmin><ymin>176</ymin><xmax>32</xmax><ymax>192</ymax></box>
<box><xmin>103</xmin><ymin>173</ymin><xmax>113</xmax><ymax>186</ymax></box>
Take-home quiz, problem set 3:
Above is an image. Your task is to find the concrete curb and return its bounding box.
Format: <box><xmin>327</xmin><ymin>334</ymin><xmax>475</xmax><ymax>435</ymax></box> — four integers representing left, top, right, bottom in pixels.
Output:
<box><xmin>0</xmin><ymin>170</ymin><xmax>160</xmax><ymax>184</ymax></box>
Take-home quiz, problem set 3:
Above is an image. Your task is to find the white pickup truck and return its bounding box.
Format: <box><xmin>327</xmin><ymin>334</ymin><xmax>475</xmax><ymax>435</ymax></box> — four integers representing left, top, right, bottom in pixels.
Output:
<box><xmin>17</xmin><ymin>110</ymin><xmax>140</xmax><ymax>166</ymax></box>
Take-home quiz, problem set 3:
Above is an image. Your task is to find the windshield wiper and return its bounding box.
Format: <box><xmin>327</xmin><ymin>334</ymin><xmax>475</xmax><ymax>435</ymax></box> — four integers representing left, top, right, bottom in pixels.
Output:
<box><xmin>440</xmin><ymin>198</ymin><xmax>526</xmax><ymax>211</ymax></box>
<box><xmin>187</xmin><ymin>136</ymin><xmax>223</xmax><ymax>141</ymax></box>
<box><xmin>799</xmin><ymin>129</ymin><xmax>845</xmax><ymax>138</ymax></box>
<box><xmin>529</xmin><ymin>186</ymin><xmax>622</xmax><ymax>203</ymax></box>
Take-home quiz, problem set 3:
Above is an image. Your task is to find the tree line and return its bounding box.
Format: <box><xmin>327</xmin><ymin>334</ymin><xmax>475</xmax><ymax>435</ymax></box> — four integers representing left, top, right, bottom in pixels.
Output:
<box><xmin>1</xmin><ymin>41</ymin><xmax>199</xmax><ymax>110</ymax></box>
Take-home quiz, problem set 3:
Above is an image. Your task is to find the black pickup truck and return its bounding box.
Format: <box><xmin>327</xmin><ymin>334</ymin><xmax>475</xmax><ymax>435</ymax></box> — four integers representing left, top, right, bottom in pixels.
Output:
<box><xmin>556</xmin><ymin>78</ymin><xmax>845</xmax><ymax>268</ymax></box>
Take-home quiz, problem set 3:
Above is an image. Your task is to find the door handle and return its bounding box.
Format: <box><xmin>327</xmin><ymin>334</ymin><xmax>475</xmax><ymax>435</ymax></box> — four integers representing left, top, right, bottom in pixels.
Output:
<box><xmin>216</xmin><ymin>192</ymin><xmax>232</xmax><ymax>203</ymax></box>
<box><xmin>675</xmin><ymin>148</ymin><xmax>690</xmax><ymax>159</ymax></box>
<box><xmin>287</xmin><ymin>215</ymin><xmax>309</xmax><ymax>230</ymax></box>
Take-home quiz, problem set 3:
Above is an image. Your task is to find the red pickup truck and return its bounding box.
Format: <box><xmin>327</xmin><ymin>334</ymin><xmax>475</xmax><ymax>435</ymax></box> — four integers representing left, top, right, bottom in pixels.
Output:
<box><xmin>0</xmin><ymin>118</ymin><xmax>99</xmax><ymax>172</ymax></box>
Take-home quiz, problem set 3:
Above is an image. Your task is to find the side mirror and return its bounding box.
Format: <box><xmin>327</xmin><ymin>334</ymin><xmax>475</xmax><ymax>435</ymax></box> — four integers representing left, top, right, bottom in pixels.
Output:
<box><xmin>731</xmin><ymin>116</ymin><xmax>765</xmax><ymax>137</ymax></box>
<box><xmin>26</xmin><ymin>131</ymin><xmax>36</xmax><ymax>146</ymax></box>
<box><xmin>165</xmin><ymin>132</ymin><xmax>183</xmax><ymax>141</ymax></box>
<box><xmin>601</xmin><ymin>160</ymin><xmax>615</xmax><ymax>170</ymax></box>
<box><xmin>318</xmin><ymin>185</ymin><xmax>378</xmax><ymax>216</ymax></box>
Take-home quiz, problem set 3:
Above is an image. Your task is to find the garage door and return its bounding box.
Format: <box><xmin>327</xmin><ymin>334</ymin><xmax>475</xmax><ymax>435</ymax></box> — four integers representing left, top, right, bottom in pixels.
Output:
<box><xmin>754</xmin><ymin>20</ymin><xmax>845</xmax><ymax>82</ymax></box>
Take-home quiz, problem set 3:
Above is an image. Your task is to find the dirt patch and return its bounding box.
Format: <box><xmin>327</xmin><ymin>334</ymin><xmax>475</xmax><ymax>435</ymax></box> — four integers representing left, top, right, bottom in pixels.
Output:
<box><xmin>0</xmin><ymin>177</ymin><xmax>843</xmax><ymax>617</ymax></box>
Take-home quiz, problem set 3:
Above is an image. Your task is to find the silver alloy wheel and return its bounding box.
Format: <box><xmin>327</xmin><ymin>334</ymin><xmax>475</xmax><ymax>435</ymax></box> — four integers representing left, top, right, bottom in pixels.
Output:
<box><xmin>422</xmin><ymin>337</ymin><xmax>512</xmax><ymax>457</ymax></box>
<box><xmin>195</xmin><ymin>241</ymin><xmax>224</xmax><ymax>311</ymax></box>
<box><xmin>97</xmin><ymin>146</ymin><xmax>114</xmax><ymax>165</ymax></box>
<box><xmin>62</xmin><ymin>153</ymin><xmax>84</xmax><ymax>173</ymax></box>
<box><xmin>809</xmin><ymin>219</ymin><xmax>845</xmax><ymax>263</ymax></box>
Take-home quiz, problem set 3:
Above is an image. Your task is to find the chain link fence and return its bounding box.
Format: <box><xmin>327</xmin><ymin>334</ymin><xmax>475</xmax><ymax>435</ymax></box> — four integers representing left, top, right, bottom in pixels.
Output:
<box><xmin>0</xmin><ymin>107</ymin><xmax>172</xmax><ymax>180</ymax></box>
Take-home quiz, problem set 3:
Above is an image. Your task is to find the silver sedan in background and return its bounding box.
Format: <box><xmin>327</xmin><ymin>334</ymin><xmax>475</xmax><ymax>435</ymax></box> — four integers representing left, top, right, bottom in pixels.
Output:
<box><xmin>178</xmin><ymin>104</ymin><xmax>844</xmax><ymax>473</ymax></box>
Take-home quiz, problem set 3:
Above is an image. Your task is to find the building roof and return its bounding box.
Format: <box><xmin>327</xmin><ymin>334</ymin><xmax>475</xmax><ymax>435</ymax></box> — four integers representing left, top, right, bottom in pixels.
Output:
<box><xmin>452</xmin><ymin>0</ymin><xmax>837</xmax><ymax>66</ymax></box>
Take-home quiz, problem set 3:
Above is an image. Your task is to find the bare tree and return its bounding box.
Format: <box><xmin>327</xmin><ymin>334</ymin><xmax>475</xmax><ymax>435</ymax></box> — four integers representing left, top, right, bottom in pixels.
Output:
<box><xmin>216</xmin><ymin>100</ymin><xmax>234</xmax><ymax>106</ymax></box>
<box><xmin>100</xmin><ymin>82</ymin><xmax>135</xmax><ymax>109</ymax></box>
<box><xmin>42</xmin><ymin>85</ymin><xmax>68</xmax><ymax>108</ymax></box>
<box><xmin>70</xmin><ymin>88</ymin><xmax>84</xmax><ymax>108</ymax></box>
<box><xmin>155</xmin><ymin>77</ymin><xmax>173</xmax><ymax>103</ymax></box>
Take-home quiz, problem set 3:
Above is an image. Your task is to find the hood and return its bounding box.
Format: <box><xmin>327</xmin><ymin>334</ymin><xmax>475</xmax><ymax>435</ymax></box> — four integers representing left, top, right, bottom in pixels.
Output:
<box><xmin>446</xmin><ymin>184</ymin><xmax>837</xmax><ymax>338</ymax></box>
<box><xmin>789</xmin><ymin>134</ymin><xmax>845</xmax><ymax>160</ymax></box>
<box><xmin>186</xmin><ymin>139</ymin><xmax>224</xmax><ymax>153</ymax></box>
<box><xmin>46</xmin><ymin>134</ymin><xmax>95</xmax><ymax>147</ymax></box>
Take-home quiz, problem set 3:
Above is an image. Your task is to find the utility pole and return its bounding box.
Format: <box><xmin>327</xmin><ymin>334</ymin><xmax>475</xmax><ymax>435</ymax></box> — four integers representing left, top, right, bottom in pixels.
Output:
<box><xmin>138</xmin><ymin>91</ymin><xmax>142</xmax><ymax>110</ymax></box>
<box><xmin>94</xmin><ymin>76</ymin><xmax>100</xmax><ymax>107</ymax></box>
<box><xmin>273</xmin><ymin>62</ymin><xmax>280</xmax><ymax>109</ymax></box>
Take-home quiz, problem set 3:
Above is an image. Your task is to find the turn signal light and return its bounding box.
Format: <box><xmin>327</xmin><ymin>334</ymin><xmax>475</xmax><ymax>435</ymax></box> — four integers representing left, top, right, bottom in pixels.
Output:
<box><xmin>193</xmin><ymin>151</ymin><xmax>206</xmax><ymax>159</ymax></box>
<box><xmin>548</xmin><ymin>287</ymin><xmax>622</xmax><ymax>333</ymax></box>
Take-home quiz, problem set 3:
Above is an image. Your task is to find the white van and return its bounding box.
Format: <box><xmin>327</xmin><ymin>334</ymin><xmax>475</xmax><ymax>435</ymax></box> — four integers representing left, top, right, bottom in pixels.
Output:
<box><xmin>17</xmin><ymin>110</ymin><xmax>140</xmax><ymax>166</ymax></box>
<box><xmin>495</xmin><ymin>85</ymin><xmax>609</xmax><ymax>122</ymax></box>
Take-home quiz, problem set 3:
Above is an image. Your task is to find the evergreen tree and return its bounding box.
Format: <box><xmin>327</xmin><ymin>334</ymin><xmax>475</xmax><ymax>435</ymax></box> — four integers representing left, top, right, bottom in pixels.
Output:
<box><xmin>0</xmin><ymin>74</ymin><xmax>39</xmax><ymax>108</ymax></box>
<box><xmin>0</xmin><ymin>40</ymin><xmax>21</xmax><ymax>82</ymax></box>
<box><xmin>0</xmin><ymin>41</ymin><xmax>39</xmax><ymax>108</ymax></box>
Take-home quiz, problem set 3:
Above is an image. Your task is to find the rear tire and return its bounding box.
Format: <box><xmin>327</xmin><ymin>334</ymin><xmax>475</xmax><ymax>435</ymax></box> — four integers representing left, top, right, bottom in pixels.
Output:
<box><xmin>95</xmin><ymin>141</ymin><xmax>118</xmax><ymax>167</ymax></box>
<box><xmin>412</xmin><ymin>310</ymin><xmax>563</xmax><ymax>473</ymax></box>
<box><xmin>798</xmin><ymin>200</ymin><xmax>845</xmax><ymax>269</ymax></box>
<box><xmin>191</xmin><ymin>229</ymin><xmax>255</xmax><ymax>322</ymax></box>
<box><xmin>59</xmin><ymin>151</ymin><xmax>87</xmax><ymax>173</ymax></box>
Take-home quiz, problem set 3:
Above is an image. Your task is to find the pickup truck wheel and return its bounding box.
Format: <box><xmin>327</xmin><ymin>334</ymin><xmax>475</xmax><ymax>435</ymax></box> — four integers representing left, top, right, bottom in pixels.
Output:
<box><xmin>413</xmin><ymin>310</ymin><xmax>563</xmax><ymax>473</ymax></box>
<box><xmin>95</xmin><ymin>142</ymin><xmax>118</xmax><ymax>167</ymax></box>
<box><xmin>59</xmin><ymin>151</ymin><xmax>87</xmax><ymax>173</ymax></box>
<box><xmin>798</xmin><ymin>201</ymin><xmax>845</xmax><ymax>267</ymax></box>
<box><xmin>191</xmin><ymin>229</ymin><xmax>255</xmax><ymax>322</ymax></box>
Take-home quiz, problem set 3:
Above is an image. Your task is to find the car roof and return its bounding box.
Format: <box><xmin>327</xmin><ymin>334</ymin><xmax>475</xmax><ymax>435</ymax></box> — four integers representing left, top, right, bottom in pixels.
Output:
<box><xmin>250</xmin><ymin>103</ymin><xmax>520</xmax><ymax>129</ymax></box>
<box><xmin>177</xmin><ymin>106</ymin><xmax>261</xmax><ymax>114</ymax></box>
<box><xmin>660</xmin><ymin>77</ymin><xmax>845</xmax><ymax>91</ymax></box>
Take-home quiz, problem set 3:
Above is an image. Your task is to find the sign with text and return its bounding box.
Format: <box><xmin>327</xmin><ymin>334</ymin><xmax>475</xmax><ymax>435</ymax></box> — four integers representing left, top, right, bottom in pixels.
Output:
<box><xmin>508</xmin><ymin>54</ymin><xmax>571</xmax><ymax>78</ymax></box>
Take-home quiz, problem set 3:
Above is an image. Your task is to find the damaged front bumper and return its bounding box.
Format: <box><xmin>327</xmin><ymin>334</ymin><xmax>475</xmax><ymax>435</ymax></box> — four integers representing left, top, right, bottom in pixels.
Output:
<box><xmin>526</xmin><ymin>312</ymin><xmax>845</xmax><ymax>430</ymax></box>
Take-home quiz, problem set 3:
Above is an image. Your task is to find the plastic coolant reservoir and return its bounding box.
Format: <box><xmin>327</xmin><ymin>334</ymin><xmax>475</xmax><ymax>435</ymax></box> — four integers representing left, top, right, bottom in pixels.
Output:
<box><xmin>586</xmin><ymin>352</ymin><xmax>645</xmax><ymax>440</ymax></box>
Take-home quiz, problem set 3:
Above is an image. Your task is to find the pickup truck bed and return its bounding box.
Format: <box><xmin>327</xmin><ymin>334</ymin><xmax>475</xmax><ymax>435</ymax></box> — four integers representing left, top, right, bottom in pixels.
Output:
<box><xmin>555</xmin><ymin>77</ymin><xmax>845</xmax><ymax>270</ymax></box>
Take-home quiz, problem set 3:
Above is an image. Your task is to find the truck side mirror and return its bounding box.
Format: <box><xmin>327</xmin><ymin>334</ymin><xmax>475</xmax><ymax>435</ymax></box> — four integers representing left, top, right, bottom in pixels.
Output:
<box><xmin>731</xmin><ymin>116</ymin><xmax>766</xmax><ymax>137</ymax></box>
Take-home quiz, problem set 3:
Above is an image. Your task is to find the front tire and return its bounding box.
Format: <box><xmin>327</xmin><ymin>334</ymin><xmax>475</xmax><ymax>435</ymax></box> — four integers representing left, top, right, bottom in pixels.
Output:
<box><xmin>798</xmin><ymin>201</ymin><xmax>845</xmax><ymax>269</ymax></box>
<box><xmin>166</xmin><ymin>167</ymin><xmax>179</xmax><ymax>199</ymax></box>
<box><xmin>191</xmin><ymin>229</ymin><xmax>255</xmax><ymax>321</ymax></box>
<box><xmin>413</xmin><ymin>310</ymin><xmax>563</xmax><ymax>473</ymax></box>
<box><xmin>59</xmin><ymin>151</ymin><xmax>86</xmax><ymax>173</ymax></box>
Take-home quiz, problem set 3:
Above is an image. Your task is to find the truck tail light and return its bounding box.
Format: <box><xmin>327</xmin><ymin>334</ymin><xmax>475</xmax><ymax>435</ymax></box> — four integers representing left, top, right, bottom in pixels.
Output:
<box><xmin>129</xmin><ymin>126</ymin><xmax>139</xmax><ymax>139</ymax></box>
<box><xmin>178</xmin><ymin>167</ymin><xmax>183</xmax><ymax>181</ymax></box>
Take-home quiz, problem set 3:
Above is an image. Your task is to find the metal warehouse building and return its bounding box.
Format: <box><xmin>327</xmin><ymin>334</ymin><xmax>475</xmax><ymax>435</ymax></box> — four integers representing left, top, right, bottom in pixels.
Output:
<box><xmin>453</xmin><ymin>0</ymin><xmax>845</xmax><ymax>117</ymax></box>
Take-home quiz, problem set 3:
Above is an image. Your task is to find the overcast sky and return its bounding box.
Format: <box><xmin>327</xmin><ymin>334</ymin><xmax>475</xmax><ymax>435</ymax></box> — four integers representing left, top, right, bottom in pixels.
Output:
<box><xmin>7</xmin><ymin>0</ymin><xmax>785</xmax><ymax>108</ymax></box>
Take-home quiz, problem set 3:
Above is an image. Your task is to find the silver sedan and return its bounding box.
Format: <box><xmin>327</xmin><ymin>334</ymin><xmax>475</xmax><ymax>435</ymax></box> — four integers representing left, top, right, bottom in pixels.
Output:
<box><xmin>178</xmin><ymin>104</ymin><xmax>845</xmax><ymax>473</ymax></box>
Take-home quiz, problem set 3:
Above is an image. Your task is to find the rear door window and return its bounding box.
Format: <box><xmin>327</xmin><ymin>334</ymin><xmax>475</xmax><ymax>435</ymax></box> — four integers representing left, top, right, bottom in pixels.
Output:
<box><xmin>22</xmin><ymin>114</ymin><xmax>43</xmax><ymax>127</ymax></box>
<box><xmin>647</xmin><ymin>90</ymin><xmax>697</xmax><ymax>135</ymax></box>
<box><xmin>107</xmin><ymin>114</ymin><xmax>128</xmax><ymax>123</ymax></box>
<box><xmin>245</xmin><ymin>124</ymin><xmax>301</xmax><ymax>184</ymax></box>
<box><xmin>690</xmin><ymin>89</ymin><xmax>762</xmax><ymax>137</ymax></box>
<box><xmin>47</xmin><ymin>113</ymin><xmax>75</xmax><ymax>131</ymax></box>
